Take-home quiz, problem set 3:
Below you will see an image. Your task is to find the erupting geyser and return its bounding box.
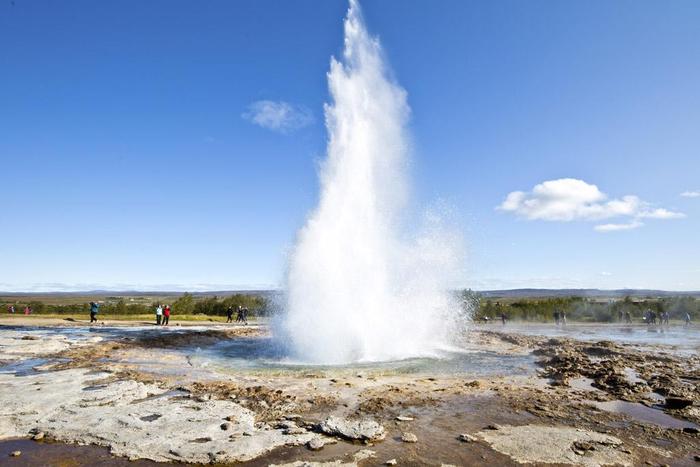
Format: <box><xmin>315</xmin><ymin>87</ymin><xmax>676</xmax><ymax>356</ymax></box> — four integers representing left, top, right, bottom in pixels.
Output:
<box><xmin>281</xmin><ymin>0</ymin><xmax>464</xmax><ymax>364</ymax></box>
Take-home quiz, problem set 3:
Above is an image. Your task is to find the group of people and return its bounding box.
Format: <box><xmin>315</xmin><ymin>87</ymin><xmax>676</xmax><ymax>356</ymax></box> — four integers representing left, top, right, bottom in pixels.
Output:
<box><xmin>638</xmin><ymin>309</ymin><xmax>692</xmax><ymax>326</ymax></box>
<box><xmin>226</xmin><ymin>305</ymin><xmax>249</xmax><ymax>324</ymax></box>
<box><xmin>643</xmin><ymin>309</ymin><xmax>670</xmax><ymax>326</ymax></box>
<box><xmin>6</xmin><ymin>305</ymin><xmax>32</xmax><ymax>315</ymax></box>
<box><xmin>155</xmin><ymin>304</ymin><xmax>171</xmax><ymax>325</ymax></box>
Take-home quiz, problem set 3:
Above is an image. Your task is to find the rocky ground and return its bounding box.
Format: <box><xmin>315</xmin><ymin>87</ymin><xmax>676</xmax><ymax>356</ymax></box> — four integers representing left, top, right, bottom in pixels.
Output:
<box><xmin>1</xmin><ymin>324</ymin><xmax>700</xmax><ymax>466</ymax></box>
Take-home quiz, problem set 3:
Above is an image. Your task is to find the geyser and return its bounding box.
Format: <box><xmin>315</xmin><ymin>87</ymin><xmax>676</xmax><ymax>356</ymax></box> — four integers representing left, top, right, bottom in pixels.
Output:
<box><xmin>282</xmin><ymin>0</ymin><xmax>464</xmax><ymax>364</ymax></box>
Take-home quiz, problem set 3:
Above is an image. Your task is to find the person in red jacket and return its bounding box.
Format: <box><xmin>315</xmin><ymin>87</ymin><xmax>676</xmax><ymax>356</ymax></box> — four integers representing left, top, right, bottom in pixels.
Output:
<box><xmin>162</xmin><ymin>304</ymin><xmax>171</xmax><ymax>326</ymax></box>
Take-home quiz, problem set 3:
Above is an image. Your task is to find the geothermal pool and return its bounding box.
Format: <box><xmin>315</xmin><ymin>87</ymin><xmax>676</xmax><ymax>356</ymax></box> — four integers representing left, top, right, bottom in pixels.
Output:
<box><xmin>3</xmin><ymin>323</ymin><xmax>698</xmax><ymax>379</ymax></box>
<box><xmin>0</xmin><ymin>325</ymin><xmax>534</xmax><ymax>378</ymax></box>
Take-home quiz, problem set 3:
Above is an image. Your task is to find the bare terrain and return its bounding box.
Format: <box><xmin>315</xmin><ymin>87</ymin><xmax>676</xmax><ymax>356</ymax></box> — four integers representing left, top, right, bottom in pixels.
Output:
<box><xmin>1</xmin><ymin>322</ymin><xmax>700</xmax><ymax>465</ymax></box>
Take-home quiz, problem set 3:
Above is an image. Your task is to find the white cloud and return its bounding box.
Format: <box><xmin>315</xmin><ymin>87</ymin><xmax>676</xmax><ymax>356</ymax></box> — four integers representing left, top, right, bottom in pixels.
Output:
<box><xmin>600</xmin><ymin>271</ymin><xmax>613</xmax><ymax>276</ymax></box>
<box><xmin>242</xmin><ymin>100</ymin><xmax>313</xmax><ymax>133</ymax></box>
<box><xmin>594</xmin><ymin>221</ymin><xmax>644</xmax><ymax>232</ymax></box>
<box><xmin>498</xmin><ymin>178</ymin><xmax>685</xmax><ymax>232</ymax></box>
<box><xmin>681</xmin><ymin>190</ymin><xmax>700</xmax><ymax>198</ymax></box>
<box><xmin>637</xmin><ymin>208</ymin><xmax>685</xmax><ymax>219</ymax></box>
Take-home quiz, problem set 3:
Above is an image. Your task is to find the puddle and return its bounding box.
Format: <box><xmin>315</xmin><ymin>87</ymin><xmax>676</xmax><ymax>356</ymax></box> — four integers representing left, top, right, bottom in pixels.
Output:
<box><xmin>569</xmin><ymin>377</ymin><xmax>601</xmax><ymax>392</ymax></box>
<box><xmin>0</xmin><ymin>358</ymin><xmax>49</xmax><ymax>376</ymax></box>
<box><xmin>592</xmin><ymin>400</ymin><xmax>697</xmax><ymax>429</ymax></box>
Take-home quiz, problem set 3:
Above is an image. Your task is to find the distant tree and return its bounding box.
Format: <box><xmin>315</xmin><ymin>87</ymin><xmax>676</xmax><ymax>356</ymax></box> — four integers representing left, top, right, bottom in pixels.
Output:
<box><xmin>173</xmin><ymin>292</ymin><xmax>195</xmax><ymax>315</ymax></box>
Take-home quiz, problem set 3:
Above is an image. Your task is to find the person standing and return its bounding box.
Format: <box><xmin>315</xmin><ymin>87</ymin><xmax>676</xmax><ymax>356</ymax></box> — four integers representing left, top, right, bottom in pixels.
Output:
<box><xmin>155</xmin><ymin>304</ymin><xmax>163</xmax><ymax>326</ymax></box>
<box><xmin>236</xmin><ymin>305</ymin><xmax>243</xmax><ymax>323</ymax></box>
<box><xmin>24</xmin><ymin>305</ymin><xmax>31</xmax><ymax>315</ymax></box>
<box><xmin>7</xmin><ymin>305</ymin><xmax>14</xmax><ymax>314</ymax></box>
<box><xmin>89</xmin><ymin>301</ymin><xmax>100</xmax><ymax>323</ymax></box>
<box><xmin>685</xmin><ymin>312</ymin><xmax>692</xmax><ymax>326</ymax></box>
<box><xmin>226</xmin><ymin>306</ymin><xmax>234</xmax><ymax>323</ymax></box>
<box><xmin>162</xmin><ymin>304</ymin><xmax>170</xmax><ymax>326</ymax></box>
<box><xmin>242</xmin><ymin>307</ymin><xmax>249</xmax><ymax>325</ymax></box>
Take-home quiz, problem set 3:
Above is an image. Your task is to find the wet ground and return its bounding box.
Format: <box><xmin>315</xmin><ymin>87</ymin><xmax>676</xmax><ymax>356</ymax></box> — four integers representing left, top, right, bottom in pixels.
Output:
<box><xmin>1</xmin><ymin>322</ymin><xmax>700</xmax><ymax>466</ymax></box>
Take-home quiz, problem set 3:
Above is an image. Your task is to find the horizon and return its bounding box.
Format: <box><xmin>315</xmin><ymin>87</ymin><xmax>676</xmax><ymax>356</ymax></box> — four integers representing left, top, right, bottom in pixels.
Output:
<box><xmin>2</xmin><ymin>0</ymin><xmax>699</xmax><ymax>291</ymax></box>
<box><xmin>2</xmin><ymin>285</ymin><xmax>700</xmax><ymax>295</ymax></box>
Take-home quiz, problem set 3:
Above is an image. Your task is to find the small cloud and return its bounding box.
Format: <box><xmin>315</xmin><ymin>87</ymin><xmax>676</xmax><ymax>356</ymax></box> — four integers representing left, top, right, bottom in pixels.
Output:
<box><xmin>637</xmin><ymin>208</ymin><xmax>685</xmax><ymax>219</ymax></box>
<box><xmin>681</xmin><ymin>190</ymin><xmax>700</xmax><ymax>198</ymax></box>
<box><xmin>594</xmin><ymin>221</ymin><xmax>644</xmax><ymax>232</ymax></box>
<box><xmin>600</xmin><ymin>271</ymin><xmax>613</xmax><ymax>276</ymax></box>
<box><xmin>242</xmin><ymin>100</ymin><xmax>313</xmax><ymax>133</ymax></box>
<box><xmin>498</xmin><ymin>178</ymin><xmax>684</xmax><ymax>232</ymax></box>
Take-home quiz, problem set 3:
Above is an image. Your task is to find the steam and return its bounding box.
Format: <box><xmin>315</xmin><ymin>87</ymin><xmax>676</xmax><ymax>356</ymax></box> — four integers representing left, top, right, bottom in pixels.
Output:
<box><xmin>280</xmin><ymin>0</ymin><xmax>464</xmax><ymax>364</ymax></box>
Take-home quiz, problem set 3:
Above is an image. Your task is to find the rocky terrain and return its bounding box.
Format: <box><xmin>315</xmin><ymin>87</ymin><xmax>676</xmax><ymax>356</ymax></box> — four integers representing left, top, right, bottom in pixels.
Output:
<box><xmin>1</xmin><ymin>324</ymin><xmax>700</xmax><ymax>465</ymax></box>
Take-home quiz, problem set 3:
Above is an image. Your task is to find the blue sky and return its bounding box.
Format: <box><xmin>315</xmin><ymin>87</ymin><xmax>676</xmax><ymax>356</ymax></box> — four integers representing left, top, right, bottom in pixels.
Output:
<box><xmin>1</xmin><ymin>0</ymin><xmax>699</xmax><ymax>291</ymax></box>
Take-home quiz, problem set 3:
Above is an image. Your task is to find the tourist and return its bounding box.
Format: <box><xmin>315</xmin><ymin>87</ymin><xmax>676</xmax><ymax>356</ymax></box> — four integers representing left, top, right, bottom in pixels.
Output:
<box><xmin>89</xmin><ymin>301</ymin><xmax>100</xmax><ymax>323</ymax></box>
<box><xmin>624</xmin><ymin>310</ymin><xmax>632</xmax><ymax>324</ymax></box>
<box><xmin>561</xmin><ymin>311</ymin><xmax>567</xmax><ymax>326</ymax></box>
<box><xmin>236</xmin><ymin>305</ymin><xmax>244</xmax><ymax>323</ymax></box>
<box><xmin>685</xmin><ymin>312</ymin><xmax>692</xmax><ymax>326</ymax></box>
<box><xmin>501</xmin><ymin>313</ymin><xmax>506</xmax><ymax>325</ymax></box>
<box><xmin>662</xmin><ymin>311</ymin><xmax>670</xmax><ymax>326</ymax></box>
<box><xmin>553</xmin><ymin>310</ymin><xmax>560</xmax><ymax>325</ymax></box>
<box><xmin>155</xmin><ymin>304</ymin><xmax>163</xmax><ymax>325</ymax></box>
<box><xmin>162</xmin><ymin>304</ymin><xmax>170</xmax><ymax>325</ymax></box>
<box><xmin>7</xmin><ymin>305</ymin><xmax>14</xmax><ymax>313</ymax></box>
<box><xmin>24</xmin><ymin>305</ymin><xmax>31</xmax><ymax>315</ymax></box>
<box><xmin>242</xmin><ymin>307</ymin><xmax>249</xmax><ymax>325</ymax></box>
<box><xmin>226</xmin><ymin>306</ymin><xmax>234</xmax><ymax>323</ymax></box>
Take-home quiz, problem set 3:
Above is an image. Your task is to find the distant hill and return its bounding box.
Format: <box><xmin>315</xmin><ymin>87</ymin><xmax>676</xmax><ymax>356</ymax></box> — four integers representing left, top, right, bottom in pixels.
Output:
<box><xmin>476</xmin><ymin>288</ymin><xmax>700</xmax><ymax>299</ymax></box>
<box><xmin>1</xmin><ymin>288</ymin><xmax>698</xmax><ymax>300</ymax></box>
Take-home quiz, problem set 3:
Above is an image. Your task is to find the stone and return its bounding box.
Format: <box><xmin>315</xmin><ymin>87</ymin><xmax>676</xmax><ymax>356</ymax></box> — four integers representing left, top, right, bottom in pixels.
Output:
<box><xmin>385</xmin><ymin>459</ymin><xmax>397</xmax><ymax>465</ymax></box>
<box><xmin>400</xmin><ymin>432</ymin><xmax>417</xmax><ymax>443</ymax></box>
<box><xmin>683</xmin><ymin>427</ymin><xmax>700</xmax><ymax>434</ymax></box>
<box><xmin>318</xmin><ymin>416</ymin><xmax>385</xmax><ymax>441</ymax></box>
<box><xmin>220</xmin><ymin>422</ymin><xmax>232</xmax><ymax>431</ymax></box>
<box><xmin>666</xmin><ymin>397</ymin><xmax>693</xmax><ymax>409</ymax></box>
<box><xmin>307</xmin><ymin>438</ymin><xmax>324</xmax><ymax>451</ymax></box>
<box><xmin>32</xmin><ymin>431</ymin><xmax>45</xmax><ymax>440</ymax></box>
<box><xmin>277</xmin><ymin>420</ymin><xmax>297</xmax><ymax>429</ymax></box>
<box><xmin>396</xmin><ymin>416</ymin><xmax>414</xmax><ymax>421</ymax></box>
<box><xmin>459</xmin><ymin>433</ymin><xmax>477</xmax><ymax>442</ymax></box>
<box><xmin>477</xmin><ymin>425</ymin><xmax>630</xmax><ymax>466</ymax></box>
<box><xmin>10</xmin><ymin>451</ymin><xmax>21</xmax><ymax>457</ymax></box>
